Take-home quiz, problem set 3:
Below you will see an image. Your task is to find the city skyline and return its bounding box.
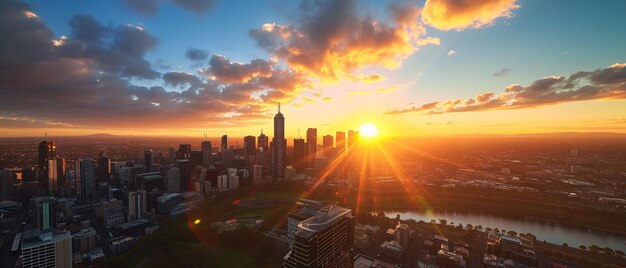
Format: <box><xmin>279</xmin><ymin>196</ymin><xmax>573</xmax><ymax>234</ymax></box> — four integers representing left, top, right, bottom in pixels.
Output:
<box><xmin>1</xmin><ymin>0</ymin><xmax>625</xmax><ymax>137</ymax></box>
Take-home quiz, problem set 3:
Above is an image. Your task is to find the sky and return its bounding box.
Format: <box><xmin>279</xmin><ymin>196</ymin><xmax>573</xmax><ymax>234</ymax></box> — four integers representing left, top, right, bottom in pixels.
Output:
<box><xmin>0</xmin><ymin>0</ymin><xmax>625</xmax><ymax>138</ymax></box>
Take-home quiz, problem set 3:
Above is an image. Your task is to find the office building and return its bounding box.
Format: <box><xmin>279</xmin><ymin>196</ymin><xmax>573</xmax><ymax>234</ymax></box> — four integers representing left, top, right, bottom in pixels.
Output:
<box><xmin>96</xmin><ymin>156</ymin><xmax>110</xmax><ymax>182</ymax></box>
<box><xmin>76</xmin><ymin>158</ymin><xmax>95</xmax><ymax>203</ymax></box>
<box><xmin>46</xmin><ymin>159</ymin><xmax>58</xmax><ymax>196</ymax></box>
<box><xmin>395</xmin><ymin>223</ymin><xmax>409</xmax><ymax>249</ymax></box>
<box><xmin>272</xmin><ymin>104</ymin><xmax>286</xmax><ymax>182</ymax></box>
<box><xmin>258</xmin><ymin>130</ymin><xmax>269</xmax><ymax>152</ymax></box>
<box><xmin>221</xmin><ymin>135</ymin><xmax>228</xmax><ymax>151</ymax></box>
<box><xmin>56</xmin><ymin>158</ymin><xmax>66</xmax><ymax>189</ymax></box>
<box><xmin>253</xmin><ymin>164</ymin><xmax>263</xmax><ymax>184</ymax></box>
<box><xmin>21</xmin><ymin>229</ymin><xmax>72</xmax><ymax>268</ymax></box>
<box><xmin>33</xmin><ymin>196</ymin><xmax>57</xmax><ymax>232</ymax></box>
<box><xmin>283</xmin><ymin>204</ymin><xmax>353</xmax><ymax>268</ymax></box>
<box><xmin>306</xmin><ymin>128</ymin><xmax>317</xmax><ymax>168</ymax></box>
<box><xmin>72</xmin><ymin>227</ymin><xmax>97</xmax><ymax>254</ymax></box>
<box><xmin>244</xmin><ymin>135</ymin><xmax>256</xmax><ymax>156</ymax></box>
<box><xmin>175</xmin><ymin>159</ymin><xmax>191</xmax><ymax>192</ymax></box>
<box><xmin>293</xmin><ymin>138</ymin><xmax>307</xmax><ymax>173</ymax></box>
<box><xmin>164</xmin><ymin>167</ymin><xmax>181</xmax><ymax>193</ymax></box>
<box><xmin>201</xmin><ymin>140</ymin><xmax>212</xmax><ymax>167</ymax></box>
<box><xmin>177</xmin><ymin>144</ymin><xmax>192</xmax><ymax>159</ymax></box>
<box><xmin>336</xmin><ymin>131</ymin><xmax>346</xmax><ymax>153</ymax></box>
<box><xmin>347</xmin><ymin>130</ymin><xmax>359</xmax><ymax>149</ymax></box>
<box><xmin>322</xmin><ymin>135</ymin><xmax>333</xmax><ymax>157</ymax></box>
<box><xmin>38</xmin><ymin>141</ymin><xmax>56</xmax><ymax>193</ymax></box>
<box><xmin>143</xmin><ymin>150</ymin><xmax>153</xmax><ymax>172</ymax></box>
<box><xmin>135</xmin><ymin>172</ymin><xmax>164</xmax><ymax>192</ymax></box>
<box><xmin>128</xmin><ymin>190</ymin><xmax>147</xmax><ymax>222</ymax></box>
<box><xmin>286</xmin><ymin>199</ymin><xmax>326</xmax><ymax>248</ymax></box>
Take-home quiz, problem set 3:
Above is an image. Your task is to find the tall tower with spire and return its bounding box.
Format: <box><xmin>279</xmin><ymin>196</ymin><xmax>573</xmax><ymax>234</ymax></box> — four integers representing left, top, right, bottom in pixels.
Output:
<box><xmin>272</xmin><ymin>103</ymin><xmax>286</xmax><ymax>182</ymax></box>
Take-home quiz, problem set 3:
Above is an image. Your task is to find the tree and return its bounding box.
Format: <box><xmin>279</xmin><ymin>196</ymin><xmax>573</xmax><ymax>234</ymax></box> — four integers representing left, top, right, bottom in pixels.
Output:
<box><xmin>466</xmin><ymin>224</ymin><xmax>473</xmax><ymax>230</ymax></box>
<box><xmin>439</xmin><ymin>219</ymin><xmax>447</xmax><ymax>225</ymax></box>
<box><xmin>485</xmin><ymin>227</ymin><xmax>493</xmax><ymax>232</ymax></box>
<box><xmin>579</xmin><ymin>245</ymin><xmax>587</xmax><ymax>250</ymax></box>
<box><xmin>507</xmin><ymin>230</ymin><xmax>517</xmax><ymax>236</ymax></box>
<box><xmin>615</xmin><ymin>250</ymin><xmax>625</xmax><ymax>257</ymax></box>
<box><xmin>562</xmin><ymin>243</ymin><xmax>568</xmax><ymax>247</ymax></box>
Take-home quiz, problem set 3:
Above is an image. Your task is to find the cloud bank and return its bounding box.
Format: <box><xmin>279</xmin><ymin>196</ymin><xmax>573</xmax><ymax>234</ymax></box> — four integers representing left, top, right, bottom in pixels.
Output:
<box><xmin>386</xmin><ymin>64</ymin><xmax>626</xmax><ymax>115</ymax></box>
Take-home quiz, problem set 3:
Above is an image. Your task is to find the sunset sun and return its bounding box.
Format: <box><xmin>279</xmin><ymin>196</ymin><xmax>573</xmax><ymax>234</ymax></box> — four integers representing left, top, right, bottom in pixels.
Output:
<box><xmin>359</xmin><ymin>123</ymin><xmax>379</xmax><ymax>138</ymax></box>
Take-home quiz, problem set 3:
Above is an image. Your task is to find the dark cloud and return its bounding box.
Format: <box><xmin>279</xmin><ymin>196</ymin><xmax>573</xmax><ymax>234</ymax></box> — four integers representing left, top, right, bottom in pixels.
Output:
<box><xmin>163</xmin><ymin>71</ymin><xmax>203</xmax><ymax>88</ymax></box>
<box><xmin>493</xmin><ymin>68</ymin><xmax>511</xmax><ymax>77</ymax></box>
<box><xmin>386</xmin><ymin>64</ymin><xmax>626</xmax><ymax>115</ymax></box>
<box><xmin>249</xmin><ymin>0</ymin><xmax>439</xmax><ymax>81</ymax></box>
<box><xmin>57</xmin><ymin>14</ymin><xmax>160</xmax><ymax>79</ymax></box>
<box><xmin>0</xmin><ymin>0</ymin><xmax>304</xmax><ymax>131</ymax></box>
<box><xmin>123</xmin><ymin>0</ymin><xmax>216</xmax><ymax>15</ymax></box>
<box><xmin>201</xmin><ymin>55</ymin><xmax>274</xmax><ymax>83</ymax></box>
<box><xmin>185</xmin><ymin>47</ymin><xmax>209</xmax><ymax>61</ymax></box>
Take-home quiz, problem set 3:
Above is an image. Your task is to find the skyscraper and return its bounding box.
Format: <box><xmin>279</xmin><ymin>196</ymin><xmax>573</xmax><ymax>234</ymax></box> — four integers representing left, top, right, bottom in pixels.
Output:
<box><xmin>244</xmin><ymin>135</ymin><xmax>256</xmax><ymax>155</ymax></box>
<box><xmin>21</xmin><ymin>229</ymin><xmax>72</xmax><ymax>268</ymax></box>
<box><xmin>96</xmin><ymin>156</ymin><xmax>110</xmax><ymax>182</ymax></box>
<box><xmin>38</xmin><ymin>141</ymin><xmax>56</xmax><ymax>193</ymax></box>
<box><xmin>306</xmin><ymin>128</ymin><xmax>317</xmax><ymax>168</ymax></box>
<box><xmin>143</xmin><ymin>149</ymin><xmax>153</xmax><ymax>172</ymax></box>
<box><xmin>293</xmin><ymin>138</ymin><xmax>307</xmax><ymax>173</ymax></box>
<box><xmin>336</xmin><ymin>131</ymin><xmax>346</xmax><ymax>154</ymax></box>
<box><xmin>322</xmin><ymin>135</ymin><xmax>333</xmax><ymax>157</ymax></box>
<box><xmin>76</xmin><ymin>158</ymin><xmax>95</xmax><ymax>203</ymax></box>
<box><xmin>47</xmin><ymin>159</ymin><xmax>58</xmax><ymax>196</ymax></box>
<box><xmin>283</xmin><ymin>205</ymin><xmax>354</xmax><ymax>268</ymax></box>
<box><xmin>348</xmin><ymin>130</ymin><xmax>359</xmax><ymax>149</ymax></box>
<box><xmin>33</xmin><ymin>196</ymin><xmax>57</xmax><ymax>232</ymax></box>
<box><xmin>272</xmin><ymin>104</ymin><xmax>286</xmax><ymax>182</ymax></box>
<box><xmin>221</xmin><ymin>135</ymin><xmax>228</xmax><ymax>151</ymax></box>
<box><xmin>258</xmin><ymin>130</ymin><xmax>269</xmax><ymax>153</ymax></box>
<box><xmin>128</xmin><ymin>190</ymin><xmax>147</xmax><ymax>222</ymax></box>
<box><xmin>177</xmin><ymin>144</ymin><xmax>191</xmax><ymax>159</ymax></box>
<box><xmin>201</xmin><ymin>140</ymin><xmax>212</xmax><ymax>167</ymax></box>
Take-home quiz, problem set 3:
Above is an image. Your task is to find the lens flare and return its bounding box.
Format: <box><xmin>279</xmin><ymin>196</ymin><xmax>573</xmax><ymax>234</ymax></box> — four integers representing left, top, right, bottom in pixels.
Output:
<box><xmin>194</xmin><ymin>219</ymin><xmax>201</xmax><ymax>225</ymax></box>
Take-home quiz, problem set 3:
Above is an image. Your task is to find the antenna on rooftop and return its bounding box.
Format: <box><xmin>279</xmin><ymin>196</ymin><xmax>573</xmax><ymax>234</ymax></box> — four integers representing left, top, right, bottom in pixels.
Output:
<box><xmin>298</xmin><ymin>128</ymin><xmax>301</xmax><ymax>139</ymax></box>
<box><xmin>278</xmin><ymin>102</ymin><xmax>281</xmax><ymax>113</ymax></box>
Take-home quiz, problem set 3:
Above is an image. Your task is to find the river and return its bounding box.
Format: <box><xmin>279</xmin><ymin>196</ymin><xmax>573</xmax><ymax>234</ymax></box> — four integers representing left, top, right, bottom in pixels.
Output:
<box><xmin>384</xmin><ymin>210</ymin><xmax>626</xmax><ymax>252</ymax></box>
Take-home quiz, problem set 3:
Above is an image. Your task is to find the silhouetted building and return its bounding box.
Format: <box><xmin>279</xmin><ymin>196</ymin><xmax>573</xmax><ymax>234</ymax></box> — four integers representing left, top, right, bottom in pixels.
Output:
<box><xmin>96</xmin><ymin>156</ymin><xmax>110</xmax><ymax>183</ymax></box>
<box><xmin>306</xmin><ymin>128</ymin><xmax>317</xmax><ymax>168</ymax></box>
<box><xmin>272</xmin><ymin>104</ymin><xmax>286</xmax><ymax>182</ymax></box>
<box><xmin>336</xmin><ymin>131</ymin><xmax>346</xmax><ymax>153</ymax></box>
<box><xmin>38</xmin><ymin>141</ymin><xmax>56</xmax><ymax>193</ymax></box>
<box><xmin>322</xmin><ymin>135</ymin><xmax>333</xmax><ymax>157</ymax></box>
<box><xmin>201</xmin><ymin>140</ymin><xmax>212</xmax><ymax>167</ymax></box>
<box><xmin>221</xmin><ymin>135</ymin><xmax>228</xmax><ymax>152</ymax></box>
<box><xmin>258</xmin><ymin>130</ymin><xmax>269</xmax><ymax>152</ymax></box>
<box><xmin>177</xmin><ymin>144</ymin><xmax>191</xmax><ymax>159</ymax></box>
<box><xmin>175</xmin><ymin>159</ymin><xmax>191</xmax><ymax>191</ymax></box>
<box><xmin>76</xmin><ymin>158</ymin><xmax>95</xmax><ymax>203</ymax></box>
<box><xmin>348</xmin><ymin>130</ymin><xmax>359</xmax><ymax>149</ymax></box>
<box><xmin>293</xmin><ymin>139</ymin><xmax>307</xmax><ymax>173</ymax></box>
<box><xmin>244</xmin><ymin>135</ymin><xmax>256</xmax><ymax>156</ymax></box>
<box><xmin>143</xmin><ymin>150</ymin><xmax>153</xmax><ymax>172</ymax></box>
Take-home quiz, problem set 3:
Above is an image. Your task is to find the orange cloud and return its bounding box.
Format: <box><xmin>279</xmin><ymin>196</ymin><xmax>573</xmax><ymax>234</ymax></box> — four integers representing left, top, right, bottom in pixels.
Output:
<box><xmin>250</xmin><ymin>0</ymin><xmax>439</xmax><ymax>81</ymax></box>
<box><xmin>422</xmin><ymin>0</ymin><xmax>519</xmax><ymax>31</ymax></box>
<box><xmin>387</xmin><ymin>63</ymin><xmax>626</xmax><ymax>115</ymax></box>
